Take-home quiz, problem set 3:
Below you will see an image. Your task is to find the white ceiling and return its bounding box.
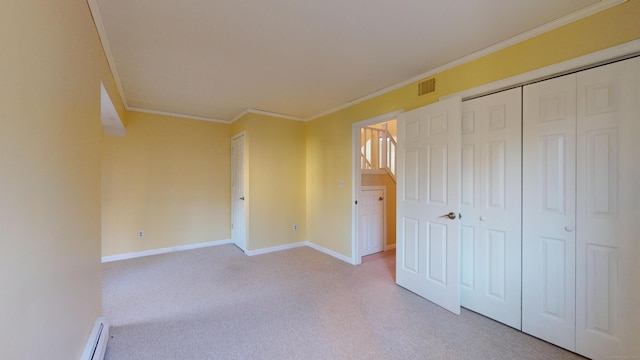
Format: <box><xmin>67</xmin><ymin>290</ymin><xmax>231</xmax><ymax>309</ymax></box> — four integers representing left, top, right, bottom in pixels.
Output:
<box><xmin>93</xmin><ymin>0</ymin><xmax>605</xmax><ymax>122</ymax></box>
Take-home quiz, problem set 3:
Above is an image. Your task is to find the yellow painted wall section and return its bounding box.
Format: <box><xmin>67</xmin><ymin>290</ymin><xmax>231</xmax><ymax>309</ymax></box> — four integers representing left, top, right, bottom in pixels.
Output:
<box><xmin>232</xmin><ymin>113</ymin><xmax>307</xmax><ymax>250</ymax></box>
<box><xmin>0</xmin><ymin>0</ymin><xmax>124</xmax><ymax>359</ymax></box>
<box><xmin>306</xmin><ymin>0</ymin><xmax>640</xmax><ymax>258</ymax></box>
<box><xmin>101</xmin><ymin>111</ymin><xmax>231</xmax><ymax>256</ymax></box>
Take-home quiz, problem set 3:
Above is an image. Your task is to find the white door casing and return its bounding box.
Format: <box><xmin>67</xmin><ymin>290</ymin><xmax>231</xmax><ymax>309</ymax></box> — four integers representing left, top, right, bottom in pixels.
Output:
<box><xmin>575</xmin><ymin>57</ymin><xmax>640</xmax><ymax>359</ymax></box>
<box><xmin>460</xmin><ymin>88</ymin><xmax>522</xmax><ymax>329</ymax></box>
<box><xmin>396</xmin><ymin>96</ymin><xmax>462</xmax><ymax>315</ymax></box>
<box><xmin>231</xmin><ymin>132</ymin><xmax>247</xmax><ymax>252</ymax></box>
<box><xmin>522</xmin><ymin>73</ymin><xmax>578</xmax><ymax>351</ymax></box>
<box><xmin>359</xmin><ymin>187</ymin><xmax>385</xmax><ymax>257</ymax></box>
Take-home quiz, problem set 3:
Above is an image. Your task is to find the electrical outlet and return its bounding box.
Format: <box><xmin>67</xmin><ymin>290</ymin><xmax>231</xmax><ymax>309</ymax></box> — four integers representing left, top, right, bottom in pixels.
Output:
<box><xmin>293</xmin><ymin>224</ymin><xmax>297</xmax><ymax>230</ymax></box>
<box><xmin>137</xmin><ymin>230</ymin><xmax>144</xmax><ymax>238</ymax></box>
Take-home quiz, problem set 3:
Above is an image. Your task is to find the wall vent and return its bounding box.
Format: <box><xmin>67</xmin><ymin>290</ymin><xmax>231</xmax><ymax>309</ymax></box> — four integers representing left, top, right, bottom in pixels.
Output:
<box><xmin>418</xmin><ymin>78</ymin><xmax>436</xmax><ymax>96</ymax></box>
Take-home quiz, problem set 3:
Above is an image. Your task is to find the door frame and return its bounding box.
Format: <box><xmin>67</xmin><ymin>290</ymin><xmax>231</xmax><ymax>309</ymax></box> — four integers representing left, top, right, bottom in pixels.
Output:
<box><xmin>351</xmin><ymin>110</ymin><xmax>403</xmax><ymax>265</ymax></box>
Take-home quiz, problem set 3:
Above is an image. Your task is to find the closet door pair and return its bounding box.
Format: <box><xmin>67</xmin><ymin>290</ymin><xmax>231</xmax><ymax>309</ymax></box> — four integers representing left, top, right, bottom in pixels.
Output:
<box><xmin>523</xmin><ymin>57</ymin><xmax>640</xmax><ymax>359</ymax></box>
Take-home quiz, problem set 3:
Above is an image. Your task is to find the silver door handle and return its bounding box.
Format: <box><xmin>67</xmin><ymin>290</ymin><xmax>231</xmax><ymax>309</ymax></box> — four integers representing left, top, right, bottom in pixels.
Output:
<box><xmin>439</xmin><ymin>212</ymin><xmax>457</xmax><ymax>220</ymax></box>
<box><xmin>240</xmin><ymin>197</ymin><xmax>245</xmax><ymax>201</ymax></box>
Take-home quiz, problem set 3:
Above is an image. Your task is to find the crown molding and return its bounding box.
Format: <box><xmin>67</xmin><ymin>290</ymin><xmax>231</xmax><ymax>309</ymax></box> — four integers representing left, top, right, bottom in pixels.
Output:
<box><xmin>87</xmin><ymin>0</ymin><xmax>128</xmax><ymax>109</ymax></box>
<box><xmin>89</xmin><ymin>0</ymin><xmax>627</xmax><ymax>124</ymax></box>
<box><xmin>304</xmin><ymin>0</ymin><xmax>628</xmax><ymax>121</ymax></box>
<box><xmin>126</xmin><ymin>106</ymin><xmax>229</xmax><ymax>123</ymax></box>
<box><xmin>230</xmin><ymin>109</ymin><xmax>305</xmax><ymax>123</ymax></box>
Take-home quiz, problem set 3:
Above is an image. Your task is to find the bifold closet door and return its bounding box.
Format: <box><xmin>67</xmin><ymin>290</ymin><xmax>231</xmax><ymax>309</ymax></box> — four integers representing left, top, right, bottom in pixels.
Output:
<box><xmin>523</xmin><ymin>57</ymin><xmax>640</xmax><ymax>359</ymax></box>
<box><xmin>522</xmin><ymin>73</ymin><xmax>577</xmax><ymax>351</ymax></box>
<box><xmin>460</xmin><ymin>88</ymin><xmax>522</xmax><ymax>329</ymax></box>
<box><xmin>575</xmin><ymin>57</ymin><xmax>640</xmax><ymax>359</ymax></box>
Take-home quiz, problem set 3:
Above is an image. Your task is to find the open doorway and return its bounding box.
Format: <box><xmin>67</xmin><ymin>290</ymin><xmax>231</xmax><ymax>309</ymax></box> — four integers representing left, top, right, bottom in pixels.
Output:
<box><xmin>352</xmin><ymin>110</ymin><xmax>402</xmax><ymax>266</ymax></box>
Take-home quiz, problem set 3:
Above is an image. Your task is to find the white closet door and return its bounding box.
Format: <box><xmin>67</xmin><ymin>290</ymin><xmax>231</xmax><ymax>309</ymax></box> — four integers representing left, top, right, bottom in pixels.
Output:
<box><xmin>575</xmin><ymin>57</ymin><xmax>640</xmax><ymax>359</ymax></box>
<box><xmin>522</xmin><ymin>74</ymin><xmax>577</xmax><ymax>351</ymax></box>
<box><xmin>460</xmin><ymin>88</ymin><xmax>522</xmax><ymax>329</ymax></box>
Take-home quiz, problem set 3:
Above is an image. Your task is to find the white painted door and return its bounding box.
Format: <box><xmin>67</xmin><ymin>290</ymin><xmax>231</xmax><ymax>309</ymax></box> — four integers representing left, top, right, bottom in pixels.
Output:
<box><xmin>460</xmin><ymin>88</ymin><xmax>522</xmax><ymax>329</ymax></box>
<box><xmin>522</xmin><ymin>73</ymin><xmax>578</xmax><ymax>351</ymax></box>
<box><xmin>231</xmin><ymin>133</ymin><xmax>247</xmax><ymax>252</ymax></box>
<box><xmin>575</xmin><ymin>57</ymin><xmax>640</xmax><ymax>359</ymax></box>
<box><xmin>359</xmin><ymin>187</ymin><xmax>385</xmax><ymax>257</ymax></box>
<box><xmin>396</xmin><ymin>96</ymin><xmax>461</xmax><ymax>315</ymax></box>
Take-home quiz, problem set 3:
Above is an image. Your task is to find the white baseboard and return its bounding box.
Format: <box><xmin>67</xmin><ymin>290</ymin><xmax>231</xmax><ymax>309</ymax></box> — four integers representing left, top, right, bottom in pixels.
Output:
<box><xmin>101</xmin><ymin>239</ymin><xmax>231</xmax><ymax>262</ymax></box>
<box><xmin>384</xmin><ymin>243</ymin><xmax>396</xmax><ymax>251</ymax></box>
<box><xmin>245</xmin><ymin>242</ymin><xmax>306</xmax><ymax>256</ymax></box>
<box><xmin>305</xmin><ymin>241</ymin><xmax>354</xmax><ymax>264</ymax></box>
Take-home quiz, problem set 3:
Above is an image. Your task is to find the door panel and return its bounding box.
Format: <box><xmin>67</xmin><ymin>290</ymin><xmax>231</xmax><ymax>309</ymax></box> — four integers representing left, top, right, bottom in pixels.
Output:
<box><xmin>231</xmin><ymin>133</ymin><xmax>247</xmax><ymax>252</ymax></box>
<box><xmin>523</xmin><ymin>74</ymin><xmax>577</xmax><ymax>350</ymax></box>
<box><xmin>396</xmin><ymin>96</ymin><xmax>461</xmax><ymax>315</ymax></box>
<box><xmin>575</xmin><ymin>57</ymin><xmax>640</xmax><ymax>359</ymax></box>
<box><xmin>460</xmin><ymin>88</ymin><xmax>522</xmax><ymax>329</ymax></box>
<box><xmin>359</xmin><ymin>188</ymin><xmax>385</xmax><ymax>256</ymax></box>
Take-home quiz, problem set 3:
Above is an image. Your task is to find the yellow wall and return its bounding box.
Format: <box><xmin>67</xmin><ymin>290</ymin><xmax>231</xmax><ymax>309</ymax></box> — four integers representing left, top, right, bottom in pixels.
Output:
<box><xmin>306</xmin><ymin>0</ymin><xmax>640</xmax><ymax>258</ymax></box>
<box><xmin>0</xmin><ymin>0</ymin><xmax>123</xmax><ymax>358</ymax></box>
<box><xmin>231</xmin><ymin>113</ymin><xmax>307</xmax><ymax>250</ymax></box>
<box><xmin>101</xmin><ymin>111</ymin><xmax>231</xmax><ymax>256</ymax></box>
<box><xmin>361</xmin><ymin>173</ymin><xmax>397</xmax><ymax>247</ymax></box>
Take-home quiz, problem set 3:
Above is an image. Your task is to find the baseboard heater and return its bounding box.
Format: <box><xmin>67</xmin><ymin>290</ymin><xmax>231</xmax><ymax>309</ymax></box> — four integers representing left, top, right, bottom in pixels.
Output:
<box><xmin>81</xmin><ymin>317</ymin><xmax>109</xmax><ymax>360</ymax></box>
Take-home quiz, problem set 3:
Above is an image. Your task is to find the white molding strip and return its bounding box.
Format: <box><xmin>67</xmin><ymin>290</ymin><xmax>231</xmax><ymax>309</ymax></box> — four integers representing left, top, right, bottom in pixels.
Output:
<box><xmin>245</xmin><ymin>242</ymin><xmax>306</xmax><ymax>256</ymax></box>
<box><xmin>101</xmin><ymin>239</ymin><xmax>231</xmax><ymax>263</ymax></box>
<box><xmin>305</xmin><ymin>0</ymin><xmax>628</xmax><ymax>121</ymax></box>
<box><xmin>443</xmin><ymin>39</ymin><xmax>640</xmax><ymax>101</ymax></box>
<box><xmin>87</xmin><ymin>0</ymin><xmax>128</xmax><ymax>110</ymax></box>
<box><xmin>230</xmin><ymin>108</ymin><xmax>305</xmax><ymax>123</ymax></box>
<box><xmin>126</xmin><ymin>106</ymin><xmax>229</xmax><ymax>124</ymax></box>
<box><xmin>305</xmin><ymin>241</ymin><xmax>355</xmax><ymax>265</ymax></box>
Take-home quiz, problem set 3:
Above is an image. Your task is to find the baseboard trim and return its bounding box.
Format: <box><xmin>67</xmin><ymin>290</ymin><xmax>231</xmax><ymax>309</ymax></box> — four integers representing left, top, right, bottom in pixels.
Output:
<box><xmin>305</xmin><ymin>241</ymin><xmax>354</xmax><ymax>264</ymax></box>
<box><xmin>245</xmin><ymin>242</ymin><xmax>306</xmax><ymax>256</ymax></box>
<box><xmin>101</xmin><ymin>239</ymin><xmax>231</xmax><ymax>262</ymax></box>
<box><xmin>384</xmin><ymin>244</ymin><xmax>396</xmax><ymax>251</ymax></box>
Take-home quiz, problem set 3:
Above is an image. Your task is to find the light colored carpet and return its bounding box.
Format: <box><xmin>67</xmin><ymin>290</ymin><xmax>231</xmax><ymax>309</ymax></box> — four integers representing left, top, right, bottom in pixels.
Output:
<box><xmin>102</xmin><ymin>244</ymin><xmax>585</xmax><ymax>360</ymax></box>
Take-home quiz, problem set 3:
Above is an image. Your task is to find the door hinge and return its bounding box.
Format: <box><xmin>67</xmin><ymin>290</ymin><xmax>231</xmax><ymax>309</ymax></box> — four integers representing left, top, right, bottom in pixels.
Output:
<box><xmin>355</xmin><ymin>200</ymin><xmax>358</xmax><ymax>205</ymax></box>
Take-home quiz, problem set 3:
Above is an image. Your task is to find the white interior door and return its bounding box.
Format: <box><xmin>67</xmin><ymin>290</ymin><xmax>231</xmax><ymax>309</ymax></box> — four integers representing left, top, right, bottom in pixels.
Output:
<box><xmin>396</xmin><ymin>96</ymin><xmax>461</xmax><ymax>315</ymax></box>
<box><xmin>522</xmin><ymin>73</ymin><xmax>577</xmax><ymax>351</ymax></box>
<box><xmin>359</xmin><ymin>187</ymin><xmax>385</xmax><ymax>256</ymax></box>
<box><xmin>460</xmin><ymin>88</ymin><xmax>522</xmax><ymax>329</ymax></box>
<box><xmin>575</xmin><ymin>57</ymin><xmax>640</xmax><ymax>359</ymax></box>
<box><xmin>231</xmin><ymin>132</ymin><xmax>247</xmax><ymax>252</ymax></box>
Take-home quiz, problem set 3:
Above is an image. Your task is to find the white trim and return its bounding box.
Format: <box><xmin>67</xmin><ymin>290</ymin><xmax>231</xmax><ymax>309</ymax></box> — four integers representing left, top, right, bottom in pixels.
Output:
<box><xmin>126</xmin><ymin>106</ymin><xmax>229</xmax><ymax>123</ymax></box>
<box><xmin>245</xmin><ymin>242</ymin><xmax>306</xmax><ymax>256</ymax></box>
<box><xmin>87</xmin><ymin>0</ymin><xmax>128</xmax><ymax>109</ymax></box>
<box><xmin>443</xmin><ymin>39</ymin><xmax>640</xmax><ymax>101</ymax></box>
<box><xmin>352</xmin><ymin>110</ymin><xmax>403</xmax><ymax>265</ymax></box>
<box><xmin>305</xmin><ymin>241</ymin><xmax>355</xmax><ymax>264</ymax></box>
<box><xmin>231</xmin><ymin>108</ymin><xmax>305</xmax><ymax>123</ymax></box>
<box><xmin>101</xmin><ymin>239</ymin><xmax>231</xmax><ymax>262</ymax></box>
<box><xmin>305</xmin><ymin>0</ymin><xmax>628</xmax><ymax>121</ymax></box>
<box><xmin>384</xmin><ymin>243</ymin><xmax>396</xmax><ymax>251</ymax></box>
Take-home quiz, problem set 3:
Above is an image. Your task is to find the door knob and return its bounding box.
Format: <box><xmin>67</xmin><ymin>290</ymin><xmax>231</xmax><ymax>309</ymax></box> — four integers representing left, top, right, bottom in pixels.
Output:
<box><xmin>479</xmin><ymin>216</ymin><xmax>486</xmax><ymax>221</ymax></box>
<box><xmin>564</xmin><ymin>226</ymin><xmax>574</xmax><ymax>232</ymax></box>
<box><xmin>379</xmin><ymin>196</ymin><xmax>384</xmax><ymax>201</ymax></box>
<box><xmin>439</xmin><ymin>212</ymin><xmax>457</xmax><ymax>220</ymax></box>
<box><xmin>240</xmin><ymin>196</ymin><xmax>245</xmax><ymax>201</ymax></box>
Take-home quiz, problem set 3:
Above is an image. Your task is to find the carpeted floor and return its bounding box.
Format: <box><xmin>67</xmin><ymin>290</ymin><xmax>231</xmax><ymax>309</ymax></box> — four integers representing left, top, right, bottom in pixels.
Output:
<box><xmin>102</xmin><ymin>244</ymin><xmax>585</xmax><ymax>360</ymax></box>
